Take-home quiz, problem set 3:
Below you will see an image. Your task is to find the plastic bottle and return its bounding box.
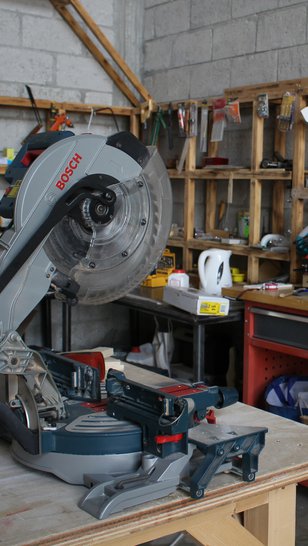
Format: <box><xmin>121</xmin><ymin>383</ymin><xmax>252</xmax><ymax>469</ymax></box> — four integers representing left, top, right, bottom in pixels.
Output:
<box><xmin>168</xmin><ymin>269</ymin><xmax>189</xmax><ymax>288</ymax></box>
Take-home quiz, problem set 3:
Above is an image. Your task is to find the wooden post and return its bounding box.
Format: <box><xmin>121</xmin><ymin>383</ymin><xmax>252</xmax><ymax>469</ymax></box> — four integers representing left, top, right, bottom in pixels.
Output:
<box><xmin>251</xmin><ymin>101</ymin><xmax>264</xmax><ymax>172</ymax></box>
<box><xmin>129</xmin><ymin>112</ymin><xmax>140</xmax><ymax>138</ymax></box>
<box><xmin>272</xmin><ymin>105</ymin><xmax>286</xmax><ymax>234</ymax></box>
<box><xmin>205</xmin><ymin>140</ymin><xmax>219</xmax><ymax>233</ymax></box>
<box><xmin>249</xmin><ymin>101</ymin><xmax>265</xmax><ymax>282</ymax></box>
<box><xmin>244</xmin><ymin>484</ymin><xmax>296</xmax><ymax>546</ymax></box>
<box><xmin>183</xmin><ymin>135</ymin><xmax>196</xmax><ymax>271</ymax></box>
<box><xmin>290</xmin><ymin>94</ymin><xmax>306</xmax><ymax>283</ymax></box>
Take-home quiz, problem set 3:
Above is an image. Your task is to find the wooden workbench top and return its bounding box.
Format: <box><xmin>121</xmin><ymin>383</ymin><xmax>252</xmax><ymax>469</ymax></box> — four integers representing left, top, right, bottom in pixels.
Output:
<box><xmin>1</xmin><ymin>403</ymin><xmax>307</xmax><ymax>546</ymax></box>
<box><xmin>222</xmin><ymin>285</ymin><xmax>308</xmax><ymax>312</ymax></box>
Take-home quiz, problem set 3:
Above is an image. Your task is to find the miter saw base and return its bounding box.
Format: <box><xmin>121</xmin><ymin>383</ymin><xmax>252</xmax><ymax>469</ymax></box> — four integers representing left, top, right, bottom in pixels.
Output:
<box><xmin>75</xmin><ymin>370</ymin><xmax>267</xmax><ymax>520</ymax></box>
<box><xmin>80</xmin><ymin>422</ymin><xmax>266</xmax><ymax>520</ymax></box>
<box><xmin>11</xmin><ymin>407</ymin><xmax>142</xmax><ymax>484</ymax></box>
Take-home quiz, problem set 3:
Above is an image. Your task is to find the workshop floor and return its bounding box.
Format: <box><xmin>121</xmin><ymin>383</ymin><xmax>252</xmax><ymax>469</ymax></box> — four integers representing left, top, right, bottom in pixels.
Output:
<box><xmin>142</xmin><ymin>485</ymin><xmax>308</xmax><ymax>545</ymax></box>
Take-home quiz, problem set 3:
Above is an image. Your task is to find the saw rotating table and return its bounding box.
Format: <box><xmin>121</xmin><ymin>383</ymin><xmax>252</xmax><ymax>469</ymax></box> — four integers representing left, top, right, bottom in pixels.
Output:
<box><xmin>116</xmin><ymin>286</ymin><xmax>244</xmax><ymax>382</ymax></box>
<box><xmin>1</xmin><ymin>402</ymin><xmax>307</xmax><ymax>546</ymax></box>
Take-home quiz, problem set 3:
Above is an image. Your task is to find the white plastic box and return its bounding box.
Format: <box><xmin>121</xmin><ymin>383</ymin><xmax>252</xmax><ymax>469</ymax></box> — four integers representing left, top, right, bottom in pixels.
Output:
<box><xmin>163</xmin><ymin>286</ymin><xmax>230</xmax><ymax>316</ymax></box>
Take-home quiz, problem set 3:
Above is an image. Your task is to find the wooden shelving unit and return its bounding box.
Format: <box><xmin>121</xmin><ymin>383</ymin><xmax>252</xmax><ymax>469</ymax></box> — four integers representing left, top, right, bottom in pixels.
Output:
<box><xmin>161</xmin><ymin>78</ymin><xmax>308</xmax><ymax>284</ymax></box>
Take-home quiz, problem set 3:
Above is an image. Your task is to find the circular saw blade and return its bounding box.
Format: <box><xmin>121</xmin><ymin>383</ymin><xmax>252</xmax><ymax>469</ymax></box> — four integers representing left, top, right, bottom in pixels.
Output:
<box><xmin>44</xmin><ymin>147</ymin><xmax>172</xmax><ymax>305</ymax></box>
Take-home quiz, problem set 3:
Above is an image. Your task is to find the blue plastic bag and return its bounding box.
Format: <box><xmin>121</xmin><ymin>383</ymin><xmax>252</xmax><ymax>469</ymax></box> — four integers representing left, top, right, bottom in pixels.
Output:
<box><xmin>264</xmin><ymin>375</ymin><xmax>308</xmax><ymax>421</ymax></box>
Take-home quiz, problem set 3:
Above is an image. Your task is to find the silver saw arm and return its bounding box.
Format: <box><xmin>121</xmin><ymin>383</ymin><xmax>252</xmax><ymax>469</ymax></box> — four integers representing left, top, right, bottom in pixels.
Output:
<box><xmin>0</xmin><ymin>131</ymin><xmax>172</xmax><ymax>452</ymax></box>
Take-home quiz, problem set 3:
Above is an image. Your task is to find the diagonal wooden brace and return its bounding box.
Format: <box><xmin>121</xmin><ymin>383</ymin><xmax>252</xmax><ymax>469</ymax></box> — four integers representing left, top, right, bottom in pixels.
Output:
<box><xmin>50</xmin><ymin>0</ymin><xmax>153</xmax><ymax>106</ymax></box>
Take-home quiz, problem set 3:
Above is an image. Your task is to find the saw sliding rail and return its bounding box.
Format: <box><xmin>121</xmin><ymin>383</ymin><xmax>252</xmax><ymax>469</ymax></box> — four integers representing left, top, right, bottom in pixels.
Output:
<box><xmin>80</xmin><ymin>370</ymin><xmax>267</xmax><ymax>519</ymax></box>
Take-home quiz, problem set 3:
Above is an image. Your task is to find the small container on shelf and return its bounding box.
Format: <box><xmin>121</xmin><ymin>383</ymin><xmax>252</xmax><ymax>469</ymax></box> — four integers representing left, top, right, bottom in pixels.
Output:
<box><xmin>168</xmin><ymin>269</ymin><xmax>189</xmax><ymax>288</ymax></box>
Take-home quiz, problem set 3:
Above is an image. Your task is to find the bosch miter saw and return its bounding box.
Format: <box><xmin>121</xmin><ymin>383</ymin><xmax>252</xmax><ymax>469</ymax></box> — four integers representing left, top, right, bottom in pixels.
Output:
<box><xmin>0</xmin><ymin>130</ymin><xmax>267</xmax><ymax>519</ymax></box>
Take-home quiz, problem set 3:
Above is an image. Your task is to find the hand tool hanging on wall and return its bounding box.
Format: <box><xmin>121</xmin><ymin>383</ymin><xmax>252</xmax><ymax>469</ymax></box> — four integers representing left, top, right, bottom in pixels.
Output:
<box><xmin>49</xmin><ymin>106</ymin><xmax>74</xmax><ymax>131</ymax></box>
<box><xmin>277</xmin><ymin>92</ymin><xmax>296</xmax><ymax>131</ymax></box>
<box><xmin>177</xmin><ymin>103</ymin><xmax>186</xmax><ymax>137</ymax></box>
<box><xmin>199</xmin><ymin>102</ymin><xmax>208</xmax><ymax>153</ymax></box>
<box><xmin>256</xmin><ymin>93</ymin><xmax>269</xmax><ymax>118</ymax></box>
<box><xmin>260</xmin><ymin>151</ymin><xmax>292</xmax><ymax>170</ymax></box>
<box><xmin>22</xmin><ymin>85</ymin><xmax>43</xmax><ymax>143</ymax></box>
<box><xmin>151</xmin><ymin>106</ymin><xmax>167</xmax><ymax>146</ymax></box>
<box><xmin>211</xmin><ymin>97</ymin><xmax>227</xmax><ymax>142</ymax></box>
<box><xmin>167</xmin><ymin>103</ymin><xmax>174</xmax><ymax>150</ymax></box>
<box><xmin>225</xmin><ymin>99</ymin><xmax>241</xmax><ymax>124</ymax></box>
<box><xmin>177</xmin><ymin>103</ymin><xmax>197</xmax><ymax>173</ymax></box>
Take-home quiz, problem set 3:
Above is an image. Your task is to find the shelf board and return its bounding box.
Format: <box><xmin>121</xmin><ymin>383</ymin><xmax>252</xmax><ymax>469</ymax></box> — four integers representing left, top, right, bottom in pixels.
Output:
<box><xmin>168</xmin><ymin>238</ymin><xmax>290</xmax><ymax>261</ymax></box>
<box><xmin>248</xmin><ymin>247</ymin><xmax>290</xmax><ymax>261</ymax></box>
<box><xmin>167</xmin><ymin>238</ymin><xmax>185</xmax><ymax>248</ymax></box>
<box><xmin>187</xmin><ymin>238</ymin><xmax>250</xmax><ymax>256</ymax></box>
<box><xmin>0</xmin><ymin>95</ymin><xmax>134</xmax><ymax>116</ymax></box>
<box><xmin>167</xmin><ymin>168</ymin><xmax>292</xmax><ymax>180</ymax></box>
<box><xmin>225</xmin><ymin>77</ymin><xmax>308</xmax><ymax>102</ymax></box>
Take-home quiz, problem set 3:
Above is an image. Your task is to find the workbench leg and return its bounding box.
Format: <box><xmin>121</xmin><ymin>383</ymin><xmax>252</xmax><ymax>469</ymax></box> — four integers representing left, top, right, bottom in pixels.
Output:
<box><xmin>244</xmin><ymin>484</ymin><xmax>296</xmax><ymax>546</ymax></box>
<box><xmin>193</xmin><ymin>323</ymin><xmax>205</xmax><ymax>382</ymax></box>
<box><xmin>186</xmin><ymin>505</ymin><xmax>264</xmax><ymax>546</ymax></box>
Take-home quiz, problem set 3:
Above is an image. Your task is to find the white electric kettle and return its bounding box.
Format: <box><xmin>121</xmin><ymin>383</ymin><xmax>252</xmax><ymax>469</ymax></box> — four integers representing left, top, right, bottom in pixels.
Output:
<box><xmin>198</xmin><ymin>249</ymin><xmax>232</xmax><ymax>296</ymax></box>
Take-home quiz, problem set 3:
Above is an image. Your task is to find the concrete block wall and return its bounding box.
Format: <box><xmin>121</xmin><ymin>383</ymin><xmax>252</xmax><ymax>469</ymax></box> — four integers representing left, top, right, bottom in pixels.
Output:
<box><xmin>143</xmin><ymin>0</ymin><xmax>308</xmax><ymax>101</ymax></box>
<box><xmin>143</xmin><ymin>1</ymin><xmax>307</xmax><ymax>247</ymax></box>
<box><xmin>0</xmin><ymin>0</ymin><xmax>144</xmax><ymax>351</ymax></box>
<box><xmin>0</xmin><ymin>0</ymin><xmax>144</xmax><ymax>151</ymax></box>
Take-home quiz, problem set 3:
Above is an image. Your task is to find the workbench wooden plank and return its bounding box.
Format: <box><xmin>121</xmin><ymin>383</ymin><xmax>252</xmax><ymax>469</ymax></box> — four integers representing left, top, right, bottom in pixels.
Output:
<box><xmin>0</xmin><ymin>403</ymin><xmax>307</xmax><ymax>546</ymax></box>
<box><xmin>245</xmin><ymin>484</ymin><xmax>296</xmax><ymax>546</ymax></box>
<box><xmin>222</xmin><ymin>285</ymin><xmax>308</xmax><ymax>312</ymax></box>
<box><xmin>267</xmin><ymin>486</ymin><xmax>296</xmax><ymax>546</ymax></box>
<box><xmin>188</xmin><ymin>512</ymin><xmax>264</xmax><ymax>546</ymax></box>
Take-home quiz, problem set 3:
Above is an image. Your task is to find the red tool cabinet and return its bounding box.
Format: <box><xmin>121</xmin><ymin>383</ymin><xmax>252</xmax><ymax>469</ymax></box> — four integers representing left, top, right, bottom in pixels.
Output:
<box><xmin>243</xmin><ymin>301</ymin><xmax>308</xmax><ymax>407</ymax></box>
